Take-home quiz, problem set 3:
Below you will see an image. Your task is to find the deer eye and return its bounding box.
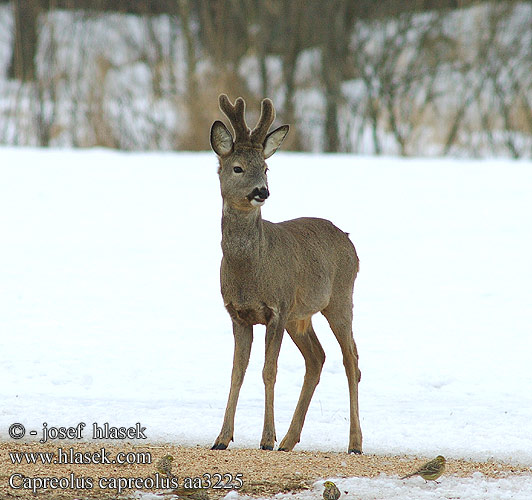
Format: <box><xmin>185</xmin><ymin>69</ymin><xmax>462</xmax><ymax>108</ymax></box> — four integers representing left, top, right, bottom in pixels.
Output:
<box><xmin>233</xmin><ymin>166</ymin><xmax>243</xmax><ymax>173</ymax></box>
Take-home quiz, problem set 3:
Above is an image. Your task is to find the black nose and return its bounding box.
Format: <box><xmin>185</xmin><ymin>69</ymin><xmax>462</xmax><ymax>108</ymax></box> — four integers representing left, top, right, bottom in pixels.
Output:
<box><xmin>258</xmin><ymin>187</ymin><xmax>269</xmax><ymax>200</ymax></box>
<box><xmin>247</xmin><ymin>186</ymin><xmax>270</xmax><ymax>202</ymax></box>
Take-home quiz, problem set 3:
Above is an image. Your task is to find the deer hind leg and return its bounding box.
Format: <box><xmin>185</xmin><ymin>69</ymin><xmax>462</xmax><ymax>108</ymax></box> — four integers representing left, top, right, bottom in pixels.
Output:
<box><xmin>212</xmin><ymin>322</ymin><xmax>253</xmax><ymax>450</ymax></box>
<box><xmin>260</xmin><ymin>313</ymin><xmax>286</xmax><ymax>450</ymax></box>
<box><xmin>322</xmin><ymin>303</ymin><xmax>363</xmax><ymax>454</ymax></box>
<box><xmin>278</xmin><ymin>318</ymin><xmax>325</xmax><ymax>451</ymax></box>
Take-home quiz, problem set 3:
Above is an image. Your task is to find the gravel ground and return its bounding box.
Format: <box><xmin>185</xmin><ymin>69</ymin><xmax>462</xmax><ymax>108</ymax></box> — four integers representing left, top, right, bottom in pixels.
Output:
<box><xmin>1</xmin><ymin>442</ymin><xmax>530</xmax><ymax>500</ymax></box>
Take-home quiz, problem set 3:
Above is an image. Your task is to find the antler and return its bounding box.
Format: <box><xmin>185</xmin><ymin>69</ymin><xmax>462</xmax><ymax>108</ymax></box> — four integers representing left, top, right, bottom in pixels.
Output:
<box><xmin>250</xmin><ymin>98</ymin><xmax>275</xmax><ymax>144</ymax></box>
<box><xmin>218</xmin><ymin>94</ymin><xmax>250</xmax><ymax>144</ymax></box>
<box><xmin>218</xmin><ymin>94</ymin><xmax>276</xmax><ymax>146</ymax></box>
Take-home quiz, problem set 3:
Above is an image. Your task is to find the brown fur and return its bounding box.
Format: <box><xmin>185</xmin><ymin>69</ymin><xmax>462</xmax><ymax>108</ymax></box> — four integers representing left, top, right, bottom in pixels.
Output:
<box><xmin>209</xmin><ymin>94</ymin><xmax>362</xmax><ymax>453</ymax></box>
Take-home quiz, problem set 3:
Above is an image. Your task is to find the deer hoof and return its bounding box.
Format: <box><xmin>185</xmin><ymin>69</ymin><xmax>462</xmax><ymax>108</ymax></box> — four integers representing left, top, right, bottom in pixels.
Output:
<box><xmin>277</xmin><ymin>447</ymin><xmax>290</xmax><ymax>452</ymax></box>
<box><xmin>211</xmin><ymin>443</ymin><xmax>228</xmax><ymax>450</ymax></box>
<box><xmin>348</xmin><ymin>448</ymin><xmax>362</xmax><ymax>455</ymax></box>
<box><xmin>260</xmin><ymin>445</ymin><xmax>274</xmax><ymax>450</ymax></box>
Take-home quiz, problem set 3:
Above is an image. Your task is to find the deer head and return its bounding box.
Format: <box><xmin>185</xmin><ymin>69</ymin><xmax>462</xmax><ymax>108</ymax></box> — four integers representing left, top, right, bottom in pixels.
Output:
<box><xmin>210</xmin><ymin>94</ymin><xmax>289</xmax><ymax>211</ymax></box>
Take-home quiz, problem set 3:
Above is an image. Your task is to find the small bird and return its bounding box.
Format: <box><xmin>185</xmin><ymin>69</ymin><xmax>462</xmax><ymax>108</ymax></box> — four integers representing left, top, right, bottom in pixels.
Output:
<box><xmin>156</xmin><ymin>454</ymin><xmax>174</xmax><ymax>477</ymax></box>
<box><xmin>323</xmin><ymin>480</ymin><xmax>341</xmax><ymax>500</ymax></box>
<box><xmin>401</xmin><ymin>455</ymin><xmax>446</xmax><ymax>482</ymax></box>
<box><xmin>168</xmin><ymin>487</ymin><xmax>209</xmax><ymax>500</ymax></box>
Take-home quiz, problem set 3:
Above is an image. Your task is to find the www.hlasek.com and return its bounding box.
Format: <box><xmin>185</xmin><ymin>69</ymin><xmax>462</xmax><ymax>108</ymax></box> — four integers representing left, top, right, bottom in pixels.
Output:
<box><xmin>9</xmin><ymin>447</ymin><xmax>244</xmax><ymax>494</ymax></box>
<box><xmin>10</xmin><ymin>447</ymin><xmax>151</xmax><ymax>465</ymax></box>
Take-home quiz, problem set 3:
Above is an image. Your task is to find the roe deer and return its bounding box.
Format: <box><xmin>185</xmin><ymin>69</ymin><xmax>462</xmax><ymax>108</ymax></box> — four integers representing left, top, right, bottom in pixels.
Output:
<box><xmin>210</xmin><ymin>94</ymin><xmax>362</xmax><ymax>453</ymax></box>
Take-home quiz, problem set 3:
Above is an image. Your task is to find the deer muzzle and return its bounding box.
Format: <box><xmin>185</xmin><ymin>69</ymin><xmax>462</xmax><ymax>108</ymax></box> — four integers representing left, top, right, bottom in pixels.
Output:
<box><xmin>248</xmin><ymin>186</ymin><xmax>270</xmax><ymax>206</ymax></box>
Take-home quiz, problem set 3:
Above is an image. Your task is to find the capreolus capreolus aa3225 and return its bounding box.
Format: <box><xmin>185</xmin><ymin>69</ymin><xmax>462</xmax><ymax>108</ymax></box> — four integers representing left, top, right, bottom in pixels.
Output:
<box><xmin>209</xmin><ymin>94</ymin><xmax>362</xmax><ymax>453</ymax></box>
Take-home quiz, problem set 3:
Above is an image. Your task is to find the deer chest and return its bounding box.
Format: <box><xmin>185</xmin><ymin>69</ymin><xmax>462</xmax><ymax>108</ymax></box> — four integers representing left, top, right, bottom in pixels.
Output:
<box><xmin>225</xmin><ymin>302</ymin><xmax>273</xmax><ymax>326</ymax></box>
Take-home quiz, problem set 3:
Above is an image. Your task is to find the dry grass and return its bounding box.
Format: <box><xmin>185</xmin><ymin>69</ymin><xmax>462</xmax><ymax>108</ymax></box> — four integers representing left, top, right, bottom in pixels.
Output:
<box><xmin>1</xmin><ymin>442</ymin><xmax>530</xmax><ymax>500</ymax></box>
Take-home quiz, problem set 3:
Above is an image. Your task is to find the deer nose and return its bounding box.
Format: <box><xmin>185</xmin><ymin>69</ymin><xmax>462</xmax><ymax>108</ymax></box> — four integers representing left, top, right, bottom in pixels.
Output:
<box><xmin>258</xmin><ymin>187</ymin><xmax>269</xmax><ymax>200</ymax></box>
<box><xmin>247</xmin><ymin>186</ymin><xmax>270</xmax><ymax>204</ymax></box>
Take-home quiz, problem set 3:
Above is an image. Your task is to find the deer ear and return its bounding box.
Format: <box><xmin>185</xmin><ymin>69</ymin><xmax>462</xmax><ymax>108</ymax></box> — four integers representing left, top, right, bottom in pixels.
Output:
<box><xmin>263</xmin><ymin>125</ymin><xmax>289</xmax><ymax>159</ymax></box>
<box><xmin>210</xmin><ymin>120</ymin><xmax>234</xmax><ymax>156</ymax></box>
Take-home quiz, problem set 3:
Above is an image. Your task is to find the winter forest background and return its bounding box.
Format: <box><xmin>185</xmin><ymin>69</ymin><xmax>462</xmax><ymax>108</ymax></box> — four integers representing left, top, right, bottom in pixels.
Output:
<box><xmin>0</xmin><ymin>0</ymin><xmax>531</xmax><ymax>157</ymax></box>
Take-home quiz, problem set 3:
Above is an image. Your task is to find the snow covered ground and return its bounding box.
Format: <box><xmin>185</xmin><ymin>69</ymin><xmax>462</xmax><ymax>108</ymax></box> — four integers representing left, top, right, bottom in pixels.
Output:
<box><xmin>223</xmin><ymin>475</ymin><xmax>532</xmax><ymax>500</ymax></box>
<box><xmin>1</xmin><ymin>148</ymin><xmax>531</xmax><ymax>498</ymax></box>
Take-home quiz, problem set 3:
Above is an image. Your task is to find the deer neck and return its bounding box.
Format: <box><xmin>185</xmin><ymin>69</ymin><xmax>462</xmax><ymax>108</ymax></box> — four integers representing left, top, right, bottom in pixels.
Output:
<box><xmin>221</xmin><ymin>201</ymin><xmax>265</xmax><ymax>263</ymax></box>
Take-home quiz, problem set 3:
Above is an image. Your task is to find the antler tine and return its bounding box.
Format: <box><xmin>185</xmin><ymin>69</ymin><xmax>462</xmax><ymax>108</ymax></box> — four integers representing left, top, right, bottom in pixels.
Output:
<box><xmin>250</xmin><ymin>98</ymin><xmax>275</xmax><ymax>144</ymax></box>
<box><xmin>218</xmin><ymin>94</ymin><xmax>250</xmax><ymax>144</ymax></box>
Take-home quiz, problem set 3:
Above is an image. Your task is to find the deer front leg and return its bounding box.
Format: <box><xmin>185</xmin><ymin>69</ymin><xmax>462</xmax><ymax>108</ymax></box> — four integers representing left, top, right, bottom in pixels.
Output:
<box><xmin>260</xmin><ymin>313</ymin><xmax>285</xmax><ymax>450</ymax></box>
<box><xmin>212</xmin><ymin>322</ymin><xmax>253</xmax><ymax>450</ymax></box>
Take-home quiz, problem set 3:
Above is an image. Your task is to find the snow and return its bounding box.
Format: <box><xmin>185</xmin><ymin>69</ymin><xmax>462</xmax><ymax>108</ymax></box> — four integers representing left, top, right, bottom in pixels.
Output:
<box><xmin>223</xmin><ymin>474</ymin><xmax>532</xmax><ymax>500</ymax></box>
<box><xmin>1</xmin><ymin>148</ymin><xmax>532</xmax><ymax>498</ymax></box>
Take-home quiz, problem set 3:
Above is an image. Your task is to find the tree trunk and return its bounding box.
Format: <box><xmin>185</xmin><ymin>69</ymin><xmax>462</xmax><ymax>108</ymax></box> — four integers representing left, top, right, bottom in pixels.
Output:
<box><xmin>8</xmin><ymin>0</ymin><xmax>41</xmax><ymax>81</ymax></box>
<box><xmin>322</xmin><ymin>0</ymin><xmax>351</xmax><ymax>152</ymax></box>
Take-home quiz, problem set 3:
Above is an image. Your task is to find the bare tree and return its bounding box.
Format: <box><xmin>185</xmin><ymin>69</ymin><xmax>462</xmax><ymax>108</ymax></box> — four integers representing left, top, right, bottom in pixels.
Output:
<box><xmin>8</xmin><ymin>0</ymin><xmax>41</xmax><ymax>81</ymax></box>
<box><xmin>320</xmin><ymin>0</ymin><xmax>355</xmax><ymax>152</ymax></box>
<box><xmin>1</xmin><ymin>0</ymin><xmax>531</xmax><ymax>156</ymax></box>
